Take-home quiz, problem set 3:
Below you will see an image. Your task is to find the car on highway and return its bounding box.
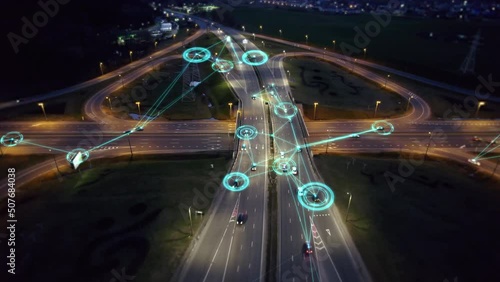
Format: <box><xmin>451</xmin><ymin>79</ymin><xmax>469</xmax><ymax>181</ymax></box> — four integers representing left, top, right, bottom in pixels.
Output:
<box><xmin>472</xmin><ymin>136</ymin><xmax>482</xmax><ymax>142</ymax></box>
<box><xmin>376</xmin><ymin>126</ymin><xmax>384</xmax><ymax>131</ymax></box>
<box><xmin>292</xmin><ymin>166</ymin><xmax>298</xmax><ymax>175</ymax></box>
<box><xmin>251</xmin><ymin>163</ymin><xmax>257</xmax><ymax>171</ymax></box>
<box><xmin>282</xmin><ymin>164</ymin><xmax>288</xmax><ymax>173</ymax></box>
<box><xmin>280</xmin><ymin>151</ymin><xmax>285</xmax><ymax>158</ymax></box>
<box><xmin>135</xmin><ymin>126</ymin><xmax>144</xmax><ymax>131</ymax></box>
<box><xmin>312</xmin><ymin>194</ymin><xmax>321</xmax><ymax>203</ymax></box>
<box><xmin>123</xmin><ymin>130</ymin><xmax>132</xmax><ymax>134</ymax></box>
<box><xmin>298</xmin><ymin>187</ymin><xmax>304</xmax><ymax>196</ymax></box>
<box><xmin>303</xmin><ymin>242</ymin><xmax>313</xmax><ymax>257</ymax></box>
<box><xmin>490</xmin><ymin>139</ymin><xmax>498</xmax><ymax>145</ymax></box>
<box><xmin>350</xmin><ymin>134</ymin><xmax>360</xmax><ymax>138</ymax></box>
<box><xmin>296</xmin><ymin>146</ymin><xmax>302</xmax><ymax>152</ymax></box>
<box><xmin>251</xmin><ymin>95</ymin><xmax>256</xmax><ymax>100</ymax></box>
<box><xmin>242</xmin><ymin>143</ymin><xmax>247</xmax><ymax>150</ymax></box>
<box><xmin>233</xmin><ymin>179</ymin><xmax>239</xmax><ymax>187</ymax></box>
<box><xmin>468</xmin><ymin>158</ymin><xmax>481</xmax><ymax>166</ymax></box>
<box><xmin>237</xmin><ymin>212</ymin><xmax>247</xmax><ymax>225</ymax></box>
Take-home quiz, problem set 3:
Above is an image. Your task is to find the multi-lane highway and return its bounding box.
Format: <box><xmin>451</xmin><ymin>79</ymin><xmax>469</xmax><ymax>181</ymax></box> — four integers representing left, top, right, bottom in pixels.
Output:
<box><xmin>1</xmin><ymin>15</ymin><xmax>499</xmax><ymax>282</ymax></box>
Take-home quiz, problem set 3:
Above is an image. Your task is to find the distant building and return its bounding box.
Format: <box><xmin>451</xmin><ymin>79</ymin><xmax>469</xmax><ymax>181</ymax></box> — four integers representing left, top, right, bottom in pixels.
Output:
<box><xmin>160</xmin><ymin>22</ymin><xmax>172</xmax><ymax>32</ymax></box>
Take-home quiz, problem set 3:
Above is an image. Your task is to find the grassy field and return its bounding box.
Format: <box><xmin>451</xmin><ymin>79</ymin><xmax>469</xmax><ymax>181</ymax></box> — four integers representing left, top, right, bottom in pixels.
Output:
<box><xmin>0</xmin><ymin>154</ymin><xmax>231</xmax><ymax>282</ymax></box>
<box><xmin>106</xmin><ymin>33</ymin><xmax>237</xmax><ymax>120</ymax></box>
<box><xmin>230</xmin><ymin>7</ymin><xmax>500</xmax><ymax>90</ymax></box>
<box><xmin>0</xmin><ymin>155</ymin><xmax>54</xmax><ymax>177</ymax></box>
<box><xmin>315</xmin><ymin>152</ymin><xmax>500</xmax><ymax>282</ymax></box>
<box><xmin>360</xmin><ymin>64</ymin><xmax>500</xmax><ymax>119</ymax></box>
<box><xmin>283</xmin><ymin>57</ymin><xmax>406</xmax><ymax>119</ymax></box>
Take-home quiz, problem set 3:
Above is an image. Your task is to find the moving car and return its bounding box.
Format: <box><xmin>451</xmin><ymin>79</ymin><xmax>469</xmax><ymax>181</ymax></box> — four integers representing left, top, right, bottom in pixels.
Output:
<box><xmin>472</xmin><ymin>136</ymin><xmax>482</xmax><ymax>142</ymax></box>
<box><xmin>312</xmin><ymin>194</ymin><xmax>321</xmax><ymax>203</ymax></box>
<box><xmin>251</xmin><ymin>163</ymin><xmax>257</xmax><ymax>171</ymax></box>
<box><xmin>350</xmin><ymin>134</ymin><xmax>360</xmax><ymax>138</ymax></box>
<box><xmin>292</xmin><ymin>166</ymin><xmax>298</xmax><ymax>175</ymax></box>
<box><xmin>298</xmin><ymin>187</ymin><xmax>304</xmax><ymax>196</ymax></box>
<box><xmin>135</xmin><ymin>126</ymin><xmax>144</xmax><ymax>131</ymax></box>
<box><xmin>282</xmin><ymin>164</ymin><xmax>288</xmax><ymax>173</ymax></box>
<box><xmin>468</xmin><ymin>158</ymin><xmax>481</xmax><ymax>166</ymax></box>
<box><xmin>251</xmin><ymin>95</ymin><xmax>256</xmax><ymax>100</ymax></box>
<box><xmin>237</xmin><ymin>212</ymin><xmax>247</xmax><ymax>225</ymax></box>
<box><xmin>233</xmin><ymin>179</ymin><xmax>239</xmax><ymax>187</ymax></box>
<box><xmin>242</xmin><ymin>143</ymin><xmax>247</xmax><ymax>150</ymax></box>
<box><xmin>296</xmin><ymin>146</ymin><xmax>302</xmax><ymax>152</ymax></box>
<box><xmin>303</xmin><ymin>242</ymin><xmax>313</xmax><ymax>257</ymax></box>
<box><xmin>376</xmin><ymin>126</ymin><xmax>384</xmax><ymax>131</ymax></box>
<box><xmin>280</xmin><ymin>152</ymin><xmax>285</xmax><ymax>158</ymax></box>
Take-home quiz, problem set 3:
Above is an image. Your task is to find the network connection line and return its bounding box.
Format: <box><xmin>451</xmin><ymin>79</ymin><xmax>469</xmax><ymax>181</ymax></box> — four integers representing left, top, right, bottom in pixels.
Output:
<box><xmin>20</xmin><ymin>140</ymin><xmax>71</xmax><ymax>153</ymax></box>
<box><xmin>474</xmin><ymin>133</ymin><xmax>500</xmax><ymax>160</ymax></box>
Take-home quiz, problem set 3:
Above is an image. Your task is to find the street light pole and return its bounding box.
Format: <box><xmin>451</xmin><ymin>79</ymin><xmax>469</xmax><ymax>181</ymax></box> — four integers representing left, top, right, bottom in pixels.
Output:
<box><xmin>279</xmin><ymin>29</ymin><xmax>282</xmax><ymax>38</ymax></box>
<box><xmin>424</xmin><ymin>131</ymin><xmax>433</xmax><ymax>161</ymax></box>
<box><xmin>406</xmin><ymin>95</ymin><xmax>414</xmax><ymax>111</ymax></box>
<box><xmin>305</xmin><ymin>34</ymin><xmax>308</xmax><ymax>45</ymax></box>
<box><xmin>332</xmin><ymin>40</ymin><xmax>336</xmax><ymax>51</ymax></box>
<box><xmin>49</xmin><ymin>149</ymin><xmax>60</xmax><ymax>174</ymax></box>
<box><xmin>492</xmin><ymin>159</ymin><xmax>499</xmax><ymax>177</ymax></box>
<box><xmin>188</xmin><ymin>206</ymin><xmax>194</xmax><ymax>236</ymax></box>
<box><xmin>119</xmin><ymin>74</ymin><xmax>124</xmax><ymax>88</ymax></box>
<box><xmin>126</xmin><ymin>134</ymin><xmax>133</xmax><ymax>158</ymax></box>
<box><xmin>228</xmin><ymin>102</ymin><xmax>233</xmax><ymax>118</ymax></box>
<box><xmin>374</xmin><ymin>100</ymin><xmax>381</xmax><ymax>118</ymax></box>
<box><xmin>346</xmin><ymin>192</ymin><xmax>353</xmax><ymax>222</ymax></box>
<box><xmin>38</xmin><ymin>103</ymin><xmax>47</xmax><ymax>120</ymax></box>
<box><xmin>99</xmin><ymin>62</ymin><xmax>104</xmax><ymax>75</ymax></box>
<box><xmin>384</xmin><ymin>74</ymin><xmax>390</xmax><ymax>88</ymax></box>
<box><xmin>252</xmin><ymin>33</ymin><xmax>255</xmax><ymax>40</ymax></box>
<box><xmin>363</xmin><ymin>48</ymin><xmax>367</xmax><ymax>59</ymax></box>
<box><xmin>313</xmin><ymin>102</ymin><xmax>318</xmax><ymax>120</ymax></box>
<box><xmin>475</xmin><ymin>101</ymin><xmax>485</xmax><ymax>118</ymax></box>
<box><xmin>129</xmin><ymin>51</ymin><xmax>133</xmax><ymax>63</ymax></box>
<box><xmin>351</xmin><ymin>58</ymin><xmax>357</xmax><ymax>72</ymax></box>
<box><xmin>135</xmin><ymin>101</ymin><xmax>141</xmax><ymax>115</ymax></box>
<box><xmin>106</xmin><ymin>96</ymin><xmax>112</xmax><ymax>109</ymax></box>
<box><xmin>259</xmin><ymin>25</ymin><xmax>263</xmax><ymax>32</ymax></box>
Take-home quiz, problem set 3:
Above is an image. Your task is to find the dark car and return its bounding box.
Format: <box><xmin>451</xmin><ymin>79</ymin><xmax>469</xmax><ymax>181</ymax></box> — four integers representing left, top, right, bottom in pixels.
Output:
<box><xmin>303</xmin><ymin>242</ymin><xmax>313</xmax><ymax>257</ymax></box>
<box><xmin>237</xmin><ymin>212</ymin><xmax>247</xmax><ymax>225</ymax></box>
<box><xmin>312</xmin><ymin>194</ymin><xmax>320</xmax><ymax>203</ymax></box>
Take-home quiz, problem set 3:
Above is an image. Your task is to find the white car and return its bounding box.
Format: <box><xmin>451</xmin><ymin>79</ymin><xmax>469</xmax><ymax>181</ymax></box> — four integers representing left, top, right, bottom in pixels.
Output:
<box><xmin>468</xmin><ymin>158</ymin><xmax>481</xmax><ymax>166</ymax></box>
<box><xmin>280</xmin><ymin>152</ymin><xmax>285</xmax><ymax>158</ymax></box>
<box><xmin>298</xmin><ymin>187</ymin><xmax>304</xmax><ymax>196</ymax></box>
<box><xmin>242</xmin><ymin>143</ymin><xmax>247</xmax><ymax>150</ymax></box>
<box><xmin>292</xmin><ymin>166</ymin><xmax>298</xmax><ymax>175</ymax></box>
<box><xmin>376</xmin><ymin>126</ymin><xmax>384</xmax><ymax>131</ymax></box>
<box><xmin>251</xmin><ymin>163</ymin><xmax>257</xmax><ymax>171</ymax></box>
<box><xmin>350</xmin><ymin>134</ymin><xmax>360</xmax><ymax>138</ymax></box>
<box><xmin>282</xmin><ymin>164</ymin><xmax>288</xmax><ymax>172</ymax></box>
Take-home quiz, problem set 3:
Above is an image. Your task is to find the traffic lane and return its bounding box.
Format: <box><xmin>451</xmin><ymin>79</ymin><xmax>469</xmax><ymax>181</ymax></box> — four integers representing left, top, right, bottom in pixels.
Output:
<box><xmin>1</xmin><ymin>134</ymin><xmax>231</xmax><ymax>155</ymax></box>
<box><xmin>0</xmin><ymin>120</ymin><xmax>236</xmax><ymax>134</ymax></box>
<box><xmin>307</xmin><ymin>134</ymin><xmax>499</xmax><ymax>151</ymax></box>
<box><xmin>306</xmin><ymin>121</ymin><xmax>500</xmax><ymax>134</ymax></box>
<box><xmin>180</xmin><ymin>192</ymin><xmax>242</xmax><ymax>282</ymax></box>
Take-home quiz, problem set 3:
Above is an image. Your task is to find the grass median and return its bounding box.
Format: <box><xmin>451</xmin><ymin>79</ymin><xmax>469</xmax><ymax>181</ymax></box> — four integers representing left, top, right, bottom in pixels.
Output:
<box><xmin>0</xmin><ymin>153</ymin><xmax>231</xmax><ymax>282</ymax></box>
<box><xmin>315</xmin><ymin>152</ymin><xmax>500</xmax><ymax>282</ymax></box>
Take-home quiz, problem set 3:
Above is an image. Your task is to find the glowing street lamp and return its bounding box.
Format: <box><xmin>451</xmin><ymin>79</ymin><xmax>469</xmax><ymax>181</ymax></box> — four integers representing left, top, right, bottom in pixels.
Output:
<box><xmin>173</xmin><ymin>34</ymin><xmax>177</xmax><ymax>40</ymax></box>
<box><xmin>129</xmin><ymin>51</ymin><xmax>133</xmax><ymax>62</ymax></box>
<box><xmin>363</xmin><ymin>48</ymin><xmax>367</xmax><ymax>59</ymax></box>
<box><xmin>424</xmin><ymin>131</ymin><xmax>433</xmax><ymax>160</ymax></box>
<box><xmin>374</xmin><ymin>100</ymin><xmax>381</xmax><ymax>118</ymax></box>
<box><xmin>279</xmin><ymin>29</ymin><xmax>282</xmax><ymax>38</ymax></box>
<box><xmin>105</xmin><ymin>96</ymin><xmax>112</xmax><ymax>109</ymax></box>
<box><xmin>351</xmin><ymin>58</ymin><xmax>357</xmax><ymax>72</ymax></box>
<box><xmin>313</xmin><ymin>102</ymin><xmax>319</xmax><ymax>120</ymax></box>
<box><xmin>242</xmin><ymin>25</ymin><xmax>245</xmax><ymax>31</ymax></box>
<box><xmin>38</xmin><ymin>102</ymin><xmax>47</xmax><ymax>120</ymax></box>
<box><xmin>384</xmin><ymin>74</ymin><xmax>390</xmax><ymax>88</ymax></box>
<box><xmin>259</xmin><ymin>25</ymin><xmax>263</xmax><ymax>32</ymax></box>
<box><xmin>99</xmin><ymin>62</ymin><xmax>104</xmax><ymax>75</ymax></box>
<box><xmin>286</xmin><ymin>70</ymin><xmax>290</xmax><ymax>78</ymax></box>
<box><xmin>305</xmin><ymin>34</ymin><xmax>308</xmax><ymax>45</ymax></box>
<box><xmin>406</xmin><ymin>94</ymin><xmax>414</xmax><ymax>111</ymax></box>
<box><xmin>228</xmin><ymin>102</ymin><xmax>233</xmax><ymax>118</ymax></box>
<box><xmin>154</xmin><ymin>41</ymin><xmax>158</xmax><ymax>49</ymax></box>
<box><xmin>346</xmin><ymin>192</ymin><xmax>353</xmax><ymax>222</ymax></box>
<box><xmin>262</xmin><ymin>41</ymin><xmax>265</xmax><ymax>47</ymax></box>
<box><xmin>252</xmin><ymin>33</ymin><xmax>255</xmax><ymax>40</ymax></box>
<box><xmin>135</xmin><ymin>101</ymin><xmax>141</xmax><ymax>115</ymax></box>
<box><xmin>475</xmin><ymin>101</ymin><xmax>486</xmax><ymax>117</ymax></box>
<box><xmin>323</xmin><ymin>47</ymin><xmax>326</xmax><ymax>59</ymax></box>
<box><xmin>332</xmin><ymin>40</ymin><xmax>336</xmax><ymax>51</ymax></box>
<box><xmin>118</xmin><ymin>74</ymin><xmax>124</xmax><ymax>88</ymax></box>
